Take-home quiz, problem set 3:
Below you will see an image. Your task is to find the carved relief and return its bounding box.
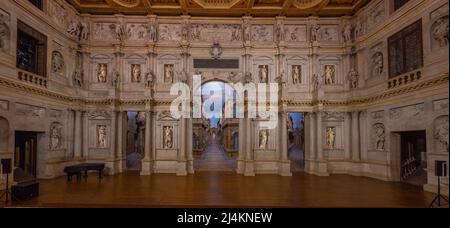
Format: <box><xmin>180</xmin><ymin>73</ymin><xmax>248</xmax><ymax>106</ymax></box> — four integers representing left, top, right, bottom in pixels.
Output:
<box><xmin>324</xmin><ymin>65</ymin><xmax>335</xmax><ymax>85</ymax></box>
<box><xmin>111</xmin><ymin>70</ymin><xmax>121</xmax><ymax>88</ymax></box>
<box><xmin>292</xmin><ymin>65</ymin><xmax>302</xmax><ymax>84</ymax></box>
<box><xmin>97</xmin><ymin>125</ymin><xmax>107</xmax><ymax>148</ymax></box>
<box><xmin>318</xmin><ymin>25</ymin><xmax>339</xmax><ymax>42</ymax></box>
<box><xmin>145</xmin><ymin>70</ymin><xmax>155</xmax><ymax>88</ymax></box>
<box><xmin>0</xmin><ymin>11</ymin><xmax>10</xmax><ymax>52</ymax></box>
<box><xmin>433</xmin><ymin>99</ymin><xmax>449</xmax><ymax>111</ymax></box>
<box><xmin>93</xmin><ymin>23</ymin><xmax>122</xmax><ymax>41</ymax></box>
<box><xmin>127</xmin><ymin>23</ymin><xmax>152</xmax><ymax>41</ymax></box>
<box><xmin>158</xmin><ymin>24</ymin><xmax>182</xmax><ymax>42</ymax></box>
<box><xmin>0</xmin><ymin>100</ymin><xmax>8</xmax><ymax>111</ymax></box>
<box><xmin>434</xmin><ymin>116</ymin><xmax>449</xmax><ymax>152</ymax></box>
<box><xmin>16</xmin><ymin>104</ymin><xmax>45</xmax><ymax>118</ymax></box>
<box><xmin>51</xmin><ymin>51</ymin><xmax>65</xmax><ymax>74</ymax></box>
<box><xmin>371</xmin><ymin>111</ymin><xmax>385</xmax><ymax>119</ymax></box>
<box><xmin>258</xmin><ymin>65</ymin><xmax>269</xmax><ymax>83</ymax></box>
<box><xmin>259</xmin><ymin>130</ymin><xmax>269</xmax><ymax>149</ymax></box>
<box><xmin>322</xmin><ymin>112</ymin><xmax>345</xmax><ymax>120</ymax></box>
<box><xmin>131</xmin><ymin>64</ymin><xmax>142</xmax><ymax>83</ymax></box>
<box><xmin>284</xmin><ymin>25</ymin><xmax>307</xmax><ymax>42</ymax></box>
<box><xmin>251</xmin><ymin>25</ymin><xmax>274</xmax><ymax>42</ymax></box>
<box><xmin>310</xmin><ymin>24</ymin><xmax>320</xmax><ymax>42</ymax></box>
<box><xmin>49</xmin><ymin>123</ymin><xmax>62</xmax><ymax>150</ymax></box>
<box><xmin>312</xmin><ymin>73</ymin><xmax>323</xmax><ymax>90</ymax></box>
<box><xmin>354</xmin><ymin>17</ymin><xmax>365</xmax><ymax>39</ymax></box>
<box><xmin>371</xmin><ymin>52</ymin><xmax>383</xmax><ymax>77</ymax></box>
<box><xmin>190</xmin><ymin>24</ymin><xmax>241</xmax><ymax>42</ymax></box>
<box><xmin>367</xmin><ymin>1</ymin><xmax>385</xmax><ymax>30</ymax></box>
<box><xmin>431</xmin><ymin>16</ymin><xmax>449</xmax><ymax>49</ymax></box>
<box><xmin>163</xmin><ymin>126</ymin><xmax>174</xmax><ymax>149</ymax></box>
<box><xmin>326</xmin><ymin>127</ymin><xmax>336</xmax><ymax>149</ymax></box>
<box><xmin>343</xmin><ymin>23</ymin><xmax>353</xmax><ymax>43</ymax></box>
<box><xmin>390</xmin><ymin>103</ymin><xmax>424</xmax><ymax>120</ymax></box>
<box><xmin>67</xmin><ymin>21</ymin><xmax>89</xmax><ymax>41</ymax></box>
<box><xmin>373</xmin><ymin>123</ymin><xmax>385</xmax><ymax>151</ymax></box>
<box><xmin>49</xmin><ymin>109</ymin><xmax>62</xmax><ymax>118</ymax></box>
<box><xmin>97</xmin><ymin>64</ymin><xmax>108</xmax><ymax>83</ymax></box>
<box><xmin>89</xmin><ymin>111</ymin><xmax>111</xmax><ymax>119</ymax></box>
<box><xmin>164</xmin><ymin>64</ymin><xmax>174</xmax><ymax>83</ymax></box>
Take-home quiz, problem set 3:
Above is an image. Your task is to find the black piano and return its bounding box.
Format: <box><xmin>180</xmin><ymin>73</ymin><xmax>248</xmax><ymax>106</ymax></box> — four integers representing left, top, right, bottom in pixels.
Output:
<box><xmin>63</xmin><ymin>163</ymin><xmax>105</xmax><ymax>182</ymax></box>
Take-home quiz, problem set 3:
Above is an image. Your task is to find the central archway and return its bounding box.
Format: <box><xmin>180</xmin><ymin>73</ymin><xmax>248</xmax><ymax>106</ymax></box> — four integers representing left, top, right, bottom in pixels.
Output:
<box><xmin>192</xmin><ymin>81</ymin><xmax>239</xmax><ymax>172</ymax></box>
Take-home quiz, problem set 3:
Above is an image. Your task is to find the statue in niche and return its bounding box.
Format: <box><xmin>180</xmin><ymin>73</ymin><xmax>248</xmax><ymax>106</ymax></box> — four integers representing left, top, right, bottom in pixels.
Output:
<box><xmin>354</xmin><ymin>20</ymin><xmax>363</xmax><ymax>39</ymax></box>
<box><xmin>0</xmin><ymin>16</ymin><xmax>9</xmax><ymax>51</ymax></box>
<box><xmin>164</xmin><ymin>64</ymin><xmax>174</xmax><ymax>84</ymax></box>
<box><xmin>259</xmin><ymin>65</ymin><xmax>269</xmax><ymax>83</ymax></box>
<box><xmin>432</xmin><ymin>17</ymin><xmax>449</xmax><ymax>47</ymax></box>
<box><xmin>372</xmin><ymin>52</ymin><xmax>383</xmax><ymax>76</ymax></box>
<box><xmin>97</xmin><ymin>125</ymin><xmax>107</xmax><ymax>148</ymax></box>
<box><xmin>311</xmin><ymin>24</ymin><xmax>320</xmax><ymax>42</ymax></box>
<box><xmin>348</xmin><ymin>68</ymin><xmax>359</xmax><ymax>89</ymax></box>
<box><xmin>79</xmin><ymin>22</ymin><xmax>89</xmax><ymax>41</ymax></box>
<box><xmin>145</xmin><ymin>70</ymin><xmax>155</xmax><ymax>88</ymax></box>
<box><xmin>326</xmin><ymin>127</ymin><xmax>336</xmax><ymax>149</ymax></box>
<box><xmin>374</xmin><ymin>124</ymin><xmax>385</xmax><ymax>151</ymax></box>
<box><xmin>243</xmin><ymin>21</ymin><xmax>251</xmax><ymax>42</ymax></box>
<box><xmin>292</xmin><ymin>65</ymin><xmax>301</xmax><ymax>84</ymax></box>
<box><xmin>51</xmin><ymin>51</ymin><xmax>64</xmax><ymax>74</ymax></box>
<box><xmin>131</xmin><ymin>64</ymin><xmax>141</xmax><ymax>83</ymax></box>
<box><xmin>163</xmin><ymin>126</ymin><xmax>173</xmax><ymax>149</ymax></box>
<box><xmin>73</xmin><ymin>70</ymin><xmax>83</xmax><ymax>87</ymax></box>
<box><xmin>243</xmin><ymin>72</ymin><xmax>252</xmax><ymax>84</ymax></box>
<box><xmin>149</xmin><ymin>22</ymin><xmax>157</xmax><ymax>42</ymax></box>
<box><xmin>97</xmin><ymin>64</ymin><xmax>108</xmax><ymax>83</ymax></box>
<box><xmin>259</xmin><ymin>130</ymin><xmax>269</xmax><ymax>149</ymax></box>
<box><xmin>276</xmin><ymin>21</ymin><xmax>285</xmax><ymax>42</ymax></box>
<box><xmin>324</xmin><ymin>65</ymin><xmax>335</xmax><ymax>85</ymax></box>
<box><xmin>434</xmin><ymin>118</ymin><xmax>449</xmax><ymax>152</ymax></box>
<box><xmin>49</xmin><ymin>125</ymin><xmax>61</xmax><ymax>150</ymax></box>
<box><xmin>343</xmin><ymin>23</ymin><xmax>352</xmax><ymax>43</ymax></box>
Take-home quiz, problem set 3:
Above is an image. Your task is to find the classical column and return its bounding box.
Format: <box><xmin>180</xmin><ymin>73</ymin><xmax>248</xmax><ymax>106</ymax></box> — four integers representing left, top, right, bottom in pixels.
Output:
<box><xmin>73</xmin><ymin>110</ymin><xmax>82</xmax><ymax>159</ymax></box>
<box><xmin>141</xmin><ymin>111</ymin><xmax>153</xmax><ymax>175</ymax></box>
<box><xmin>237</xmin><ymin>117</ymin><xmax>246</xmax><ymax>174</ymax></box>
<box><xmin>344</xmin><ymin>112</ymin><xmax>352</xmax><ymax>160</ymax></box>
<box><xmin>82</xmin><ymin>111</ymin><xmax>89</xmax><ymax>160</ymax></box>
<box><xmin>351</xmin><ymin>111</ymin><xmax>361</xmax><ymax>161</ymax></box>
<box><xmin>115</xmin><ymin>112</ymin><xmax>123</xmax><ymax>171</ymax></box>
<box><xmin>360</xmin><ymin>111</ymin><xmax>368</xmax><ymax>161</ymax></box>
<box><xmin>306</xmin><ymin>113</ymin><xmax>316</xmax><ymax>161</ymax></box>
<box><xmin>244</xmin><ymin>117</ymin><xmax>255</xmax><ymax>176</ymax></box>
<box><xmin>280</xmin><ymin>112</ymin><xmax>288</xmax><ymax>161</ymax></box>
<box><xmin>186</xmin><ymin>117</ymin><xmax>194</xmax><ymax>174</ymax></box>
<box><xmin>316</xmin><ymin>112</ymin><xmax>323</xmax><ymax>160</ymax></box>
<box><xmin>176</xmin><ymin>116</ymin><xmax>187</xmax><ymax>176</ymax></box>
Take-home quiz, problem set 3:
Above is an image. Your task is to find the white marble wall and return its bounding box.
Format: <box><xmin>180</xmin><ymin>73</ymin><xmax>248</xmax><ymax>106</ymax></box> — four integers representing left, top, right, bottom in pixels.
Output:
<box><xmin>0</xmin><ymin>0</ymin><xmax>448</xmax><ymax>195</ymax></box>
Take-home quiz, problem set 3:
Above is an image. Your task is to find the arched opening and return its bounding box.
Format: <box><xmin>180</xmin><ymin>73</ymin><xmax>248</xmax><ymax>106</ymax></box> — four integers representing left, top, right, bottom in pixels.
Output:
<box><xmin>126</xmin><ymin>112</ymin><xmax>145</xmax><ymax>172</ymax></box>
<box><xmin>193</xmin><ymin>81</ymin><xmax>239</xmax><ymax>172</ymax></box>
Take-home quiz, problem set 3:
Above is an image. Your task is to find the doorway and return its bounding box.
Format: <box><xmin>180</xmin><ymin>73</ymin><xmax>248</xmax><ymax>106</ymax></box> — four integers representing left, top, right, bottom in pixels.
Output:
<box><xmin>126</xmin><ymin>112</ymin><xmax>145</xmax><ymax>172</ymax></box>
<box><xmin>288</xmin><ymin>113</ymin><xmax>305</xmax><ymax>172</ymax></box>
<box><xmin>14</xmin><ymin>131</ymin><xmax>38</xmax><ymax>177</ymax></box>
<box><xmin>399</xmin><ymin>131</ymin><xmax>427</xmax><ymax>186</ymax></box>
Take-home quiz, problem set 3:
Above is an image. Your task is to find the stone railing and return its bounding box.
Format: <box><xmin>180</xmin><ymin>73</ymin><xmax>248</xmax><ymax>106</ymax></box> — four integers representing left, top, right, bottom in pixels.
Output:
<box><xmin>17</xmin><ymin>70</ymin><xmax>48</xmax><ymax>88</ymax></box>
<box><xmin>387</xmin><ymin>69</ymin><xmax>422</xmax><ymax>89</ymax></box>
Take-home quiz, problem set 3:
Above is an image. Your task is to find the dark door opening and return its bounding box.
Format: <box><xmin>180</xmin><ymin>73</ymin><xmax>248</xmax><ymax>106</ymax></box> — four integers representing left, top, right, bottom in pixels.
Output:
<box><xmin>288</xmin><ymin>112</ymin><xmax>305</xmax><ymax>172</ymax></box>
<box><xmin>126</xmin><ymin>112</ymin><xmax>144</xmax><ymax>172</ymax></box>
<box><xmin>14</xmin><ymin>131</ymin><xmax>38</xmax><ymax>177</ymax></box>
<box><xmin>400</xmin><ymin>130</ymin><xmax>427</xmax><ymax>186</ymax></box>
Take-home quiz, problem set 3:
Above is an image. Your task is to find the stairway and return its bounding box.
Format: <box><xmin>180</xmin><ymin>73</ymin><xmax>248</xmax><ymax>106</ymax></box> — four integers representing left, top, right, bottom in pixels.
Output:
<box><xmin>194</xmin><ymin>140</ymin><xmax>236</xmax><ymax>171</ymax></box>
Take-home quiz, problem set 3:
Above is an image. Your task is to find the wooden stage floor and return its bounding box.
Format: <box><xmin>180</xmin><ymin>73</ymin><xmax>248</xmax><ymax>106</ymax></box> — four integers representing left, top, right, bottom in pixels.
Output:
<box><xmin>6</xmin><ymin>172</ymin><xmax>440</xmax><ymax>208</ymax></box>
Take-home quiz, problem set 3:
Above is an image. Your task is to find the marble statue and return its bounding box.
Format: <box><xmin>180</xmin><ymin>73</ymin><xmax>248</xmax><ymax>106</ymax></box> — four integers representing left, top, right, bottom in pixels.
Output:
<box><xmin>276</xmin><ymin>21</ymin><xmax>285</xmax><ymax>42</ymax></box>
<box><xmin>374</xmin><ymin>124</ymin><xmax>385</xmax><ymax>151</ymax></box>
<box><xmin>259</xmin><ymin>65</ymin><xmax>269</xmax><ymax>83</ymax></box>
<box><xmin>67</xmin><ymin>21</ymin><xmax>89</xmax><ymax>41</ymax></box>
<box><xmin>243</xmin><ymin>21</ymin><xmax>251</xmax><ymax>42</ymax></box>
<box><xmin>112</xmin><ymin>70</ymin><xmax>120</xmax><ymax>88</ymax></box>
<box><xmin>97</xmin><ymin>64</ymin><xmax>108</xmax><ymax>83</ymax></box>
<box><xmin>73</xmin><ymin>70</ymin><xmax>83</xmax><ymax>87</ymax></box>
<box><xmin>164</xmin><ymin>64</ymin><xmax>174</xmax><ymax>83</ymax></box>
<box><xmin>354</xmin><ymin>20</ymin><xmax>363</xmax><ymax>39</ymax></box>
<box><xmin>432</xmin><ymin>18</ymin><xmax>449</xmax><ymax>47</ymax></box>
<box><xmin>149</xmin><ymin>22</ymin><xmax>157</xmax><ymax>42</ymax></box>
<box><xmin>324</xmin><ymin>65</ymin><xmax>335</xmax><ymax>85</ymax></box>
<box><xmin>243</xmin><ymin>72</ymin><xmax>252</xmax><ymax>84</ymax></box>
<box><xmin>67</xmin><ymin>21</ymin><xmax>79</xmax><ymax>37</ymax></box>
<box><xmin>163</xmin><ymin>126</ymin><xmax>173</xmax><ymax>149</ymax></box>
<box><xmin>49</xmin><ymin>125</ymin><xmax>61</xmax><ymax>150</ymax></box>
<box><xmin>0</xmin><ymin>16</ymin><xmax>9</xmax><ymax>51</ymax></box>
<box><xmin>51</xmin><ymin>51</ymin><xmax>65</xmax><ymax>74</ymax></box>
<box><xmin>343</xmin><ymin>23</ymin><xmax>352</xmax><ymax>43</ymax></box>
<box><xmin>97</xmin><ymin>125</ymin><xmax>107</xmax><ymax>148</ymax></box>
<box><xmin>312</xmin><ymin>74</ymin><xmax>323</xmax><ymax>90</ymax></box>
<box><xmin>292</xmin><ymin>65</ymin><xmax>301</xmax><ymax>84</ymax></box>
<box><xmin>326</xmin><ymin>127</ymin><xmax>336</xmax><ymax>149</ymax></box>
<box><xmin>259</xmin><ymin>130</ymin><xmax>268</xmax><ymax>149</ymax></box>
<box><xmin>79</xmin><ymin>22</ymin><xmax>89</xmax><ymax>41</ymax></box>
<box><xmin>131</xmin><ymin>64</ymin><xmax>141</xmax><ymax>82</ymax></box>
<box><xmin>115</xmin><ymin>25</ymin><xmax>126</xmax><ymax>42</ymax></box>
<box><xmin>348</xmin><ymin>68</ymin><xmax>359</xmax><ymax>89</ymax></box>
<box><xmin>145</xmin><ymin>70</ymin><xmax>155</xmax><ymax>88</ymax></box>
<box><xmin>434</xmin><ymin>118</ymin><xmax>449</xmax><ymax>152</ymax></box>
<box><xmin>372</xmin><ymin>52</ymin><xmax>383</xmax><ymax>76</ymax></box>
<box><xmin>311</xmin><ymin>24</ymin><xmax>320</xmax><ymax>42</ymax></box>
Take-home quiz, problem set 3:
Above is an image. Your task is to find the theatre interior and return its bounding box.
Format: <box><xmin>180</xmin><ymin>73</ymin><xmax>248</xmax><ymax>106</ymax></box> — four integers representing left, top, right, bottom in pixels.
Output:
<box><xmin>0</xmin><ymin>0</ymin><xmax>448</xmax><ymax>208</ymax></box>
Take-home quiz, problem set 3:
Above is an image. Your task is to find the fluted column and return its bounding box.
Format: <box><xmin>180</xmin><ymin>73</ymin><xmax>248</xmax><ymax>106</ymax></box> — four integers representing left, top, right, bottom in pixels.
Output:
<box><xmin>237</xmin><ymin>118</ymin><xmax>246</xmax><ymax>174</ymax></box>
<box><xmin>307</xmin><ymin>113</ymin><xmax>316</xmax><ymax>160</ymax></box>
<box><xmin>344</xmin><ymin>112</ymin><xmax>352</xmax><ymax>160</ymax></box>
<box><xmin>281</xmin><ymin>112</ymin><xmax>288</xmax><ymax>161</ymax></box>
<box><xmin>115</xmin><ymin>111</ymin><xmax>123</xmax><ymax>172</ymax></box>
<box><xmin>244</xmin><ymin>117</ymin><xmax>255</xmax><ymax>176</ymax></box>
<box><xmin>352</xmin><ymin>111</ymin><xmax>361</xmax><ymax>161</ymax></box>
<box><xmin>186</xmin><ymin>118</ymin><xmax>194</xmax><ymax>174</ymax></box>
<box><xmin>316</xmin><ymin>112</ymin><xmax>323</xmax><ymax>160</ymax></box>
<box><xmin>73</xmin><ymin>110</ymin><xmax>82</xmax><ymax>159</ymax></box>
